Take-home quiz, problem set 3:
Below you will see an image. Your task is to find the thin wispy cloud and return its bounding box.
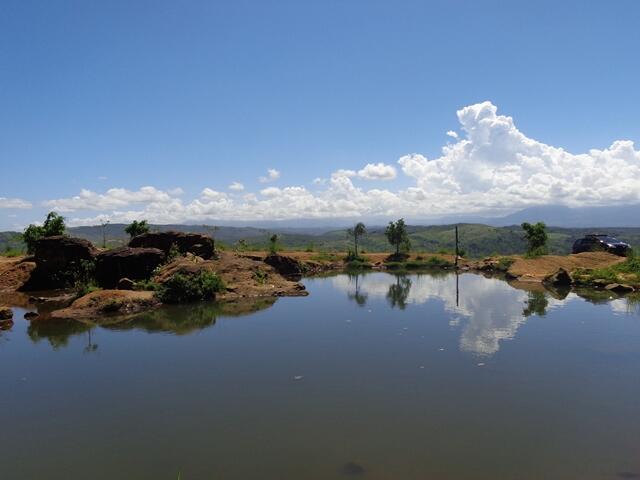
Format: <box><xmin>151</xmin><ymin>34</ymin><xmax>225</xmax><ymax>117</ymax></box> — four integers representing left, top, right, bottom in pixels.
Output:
<box><xmin>259</xmin><ymin>168</ymin><xmax>281</xmax><ymax>183</ymax></box>
<box><xmin>0</xmin><ymin>197</ymin><xmax>32</xmax><ymax>209</ymax></box>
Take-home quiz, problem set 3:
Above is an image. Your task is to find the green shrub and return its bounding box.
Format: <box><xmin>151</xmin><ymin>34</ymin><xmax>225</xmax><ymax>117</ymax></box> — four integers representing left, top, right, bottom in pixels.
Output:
<box><xmin>166</xmin><ymin>242</ymin><xmax>181</xmax><ymax>263</ymax></box>
<box><xmin>100</xmin><ymin>299</ymin><xmax>123</xmax><ymax>313</ymax></box>
<box><xmin>134</xmin><ymin>279</ymin><xmax>160</xmax><ymax>291</ymax></box>
<box><xmin>22</xmin><ymin>211</ymin><xmax>66</xmax><ymax>254</ymax></box>
<box><xmin>253</xmin><ymin>269</ymin><xmax>268</xmax><ymax>284</ymax></box>
<box><xmin>344</xmin><ymin>249</ymin><xmax>366</xmax><ymax>262</ymax></box>
<box><xmin>345</xmin><ymin>258</ymin><xmax>372</xmax><ymax>270</ymax></box>
<box><xmin>496</xmin><ymin>257</ymin><xmax>515</xmax><ymax>271</ymax></box>
<box><xmin>71</xmin><ymin>259</ymin><xmax>98</xmax><ymax>296</ymax></box>
<box><xmin>125</xmin><ymin>220</ymin><xmax>150</xmax><ymax>239</ymax></box>
<box><xmin>157</xmin><ymin>271</ymin><xmax>225</xmax><ymax>304</ymax></box>
<box><xmin>521</xmin><ymin>222</ymin><xmax>548</xmax><ymax>257</ymax></box>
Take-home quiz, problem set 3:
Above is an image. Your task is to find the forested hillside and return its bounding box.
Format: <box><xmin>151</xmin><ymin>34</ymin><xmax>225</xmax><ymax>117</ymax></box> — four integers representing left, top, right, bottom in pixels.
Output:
<box><xmin>2</xmin><ymin>223</ymin><xmax>640</xmax><ymax>258</ymax></box>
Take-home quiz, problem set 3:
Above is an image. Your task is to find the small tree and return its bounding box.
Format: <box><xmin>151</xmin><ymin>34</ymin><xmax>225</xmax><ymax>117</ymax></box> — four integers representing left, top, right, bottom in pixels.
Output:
<box><xmin>521</xmin><ymin>222</ymin><xmax>548</xmax><ymax>256</ymax></box>
<box><xmin>22</xmin><ymin>211</ymin><xmax>66</xmax><ymax>254</ymax></box>
<box><xmin>385</xmin><ymin>218</ymin><xmax>410</xmax><ymax>257</ymax></box>
<box><xmin>125</xmin><ymin>220</ymin><xmax>150</xmax><ymax>239</ymax></box>
<box><xmin>347</xmin><ymin>222</ymin><xmax>366</xmax><ymax>258</ymax></box>
<box><xmin>269</xmin><ymin>234</ymin><xmax>279</xmax><ymax>255</ymax></box>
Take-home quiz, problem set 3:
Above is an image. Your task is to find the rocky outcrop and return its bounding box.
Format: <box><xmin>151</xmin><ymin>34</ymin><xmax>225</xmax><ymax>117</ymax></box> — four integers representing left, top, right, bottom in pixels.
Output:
<box><xmin>543</xmin><ymin>268</ymin><xmax>573</xmax><ymax>286</ymax></box>
<box><xmin>154</xmin><ymin>252</ymin><xmax>308</xmax><ymax>299</ymax></box>
<box><xmin>21</xmin><ymin>236</ymin><xmax>98</xmax><ymax>290</ymax></box>
<box><xmin>95</xmin><ymin>247</ymin><xmax>165</xmax><ymax>288</ymax></box>
<box><xmin>129</xmin><ymin>231</ymin><xmax>215</xmax><ymax>259</ymax></box>
<box><xmin>264</xmin><ymin>254</ymin><xmax>305</xmax><ymax>277</ymax></box>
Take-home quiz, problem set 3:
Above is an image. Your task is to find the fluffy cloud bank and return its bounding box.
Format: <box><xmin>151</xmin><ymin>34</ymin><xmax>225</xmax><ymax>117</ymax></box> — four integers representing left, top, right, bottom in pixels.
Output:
<box><xmin>43</xmin><ymin>101</ymin><xmax>640</xmax><ymax>225</ymax></box>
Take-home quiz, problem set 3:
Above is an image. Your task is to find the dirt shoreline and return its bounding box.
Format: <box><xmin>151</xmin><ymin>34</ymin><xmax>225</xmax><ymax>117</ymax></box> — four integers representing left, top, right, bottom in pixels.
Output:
<box><xmin>0</xmin><ymin>250</ymin><xmax>631</xmax><ymax>321</ymax></box>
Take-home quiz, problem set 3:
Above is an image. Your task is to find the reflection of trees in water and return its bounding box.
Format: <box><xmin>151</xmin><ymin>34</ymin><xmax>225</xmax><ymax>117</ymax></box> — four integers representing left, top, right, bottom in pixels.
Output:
<box><xmin>27</xmin><ymin>297</ymin><xmax>278</xmax><ymax>349</ymax></box>
<box><xmin>346</xmin><ymin>273</ymin><xmax>368</xmax><ymax>307</ymax></box>
<box><xmin>386</xmin><ymin>275</ymin><xmax>412</xmax><ymax>310</ymax></box>
<box><xmin>28</xmin><ymin>319</ymin><xmax>92</xmax><ymax>350</ymax></box>
<box><xmin>522</xmin><ymin>291</ymin><xmax>548</xmax><ymax>317</ymax></box>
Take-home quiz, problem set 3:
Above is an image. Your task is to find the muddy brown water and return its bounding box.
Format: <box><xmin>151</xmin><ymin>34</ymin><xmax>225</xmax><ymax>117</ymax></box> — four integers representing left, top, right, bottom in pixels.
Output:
<box><xmin>1</xmin><ymin>271</ymin><xmax>640</xmax><ymax>479</ymax></box>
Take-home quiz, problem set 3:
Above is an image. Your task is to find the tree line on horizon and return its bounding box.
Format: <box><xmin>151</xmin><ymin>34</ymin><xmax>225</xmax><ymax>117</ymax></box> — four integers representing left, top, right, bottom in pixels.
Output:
<box><xmin>5</xmin><ymin>210</ymin><xmax>630</xmax><ymax>260</ymax></box>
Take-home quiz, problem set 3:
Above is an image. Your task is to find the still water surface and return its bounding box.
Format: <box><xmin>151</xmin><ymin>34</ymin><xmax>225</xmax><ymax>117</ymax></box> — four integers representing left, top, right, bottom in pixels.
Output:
<box><xmin>2</xmin><ymin>272</ymin><xmax>640</xmax><ymax>479</ymax></box>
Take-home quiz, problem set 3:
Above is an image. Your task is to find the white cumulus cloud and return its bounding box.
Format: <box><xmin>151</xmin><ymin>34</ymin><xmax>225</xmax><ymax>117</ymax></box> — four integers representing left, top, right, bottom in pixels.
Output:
<box><xmin>259</xmin><ymin>168</ymin><xmax>281</xmax><ymax>183</ymax></box>
<box><xmin>44</xmin><ymin>186</ymin><xmax>181</xmax><ymax>212</ymax></box>
<box><xmin>228</xmin><ymin>182</ymin><xmax>245</xmax><ymax>191</ymax></box>
<box><xmin>357</xmin><ymin>162</ymin><xmax>397</xmax><ymax>180</ymax></box>
<box><xmin>42</xmin><ymin>101</ymin><xmax>640</xmax><ymax>225</ymax></box>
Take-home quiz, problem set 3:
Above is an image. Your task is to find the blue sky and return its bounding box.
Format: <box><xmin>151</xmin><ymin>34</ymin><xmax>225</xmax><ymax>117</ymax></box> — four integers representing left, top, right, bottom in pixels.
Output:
<box><xmin>1</xmin><ymin>0</ymin><xmax>639</xmax><ymax>229</ymax></box>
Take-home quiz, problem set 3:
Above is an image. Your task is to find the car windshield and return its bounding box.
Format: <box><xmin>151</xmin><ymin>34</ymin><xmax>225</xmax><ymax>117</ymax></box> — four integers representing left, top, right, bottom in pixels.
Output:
<box><xmin>595</xmin><ymin>236</ymin><xmax>621</xmax><ymax>243</ymax></box>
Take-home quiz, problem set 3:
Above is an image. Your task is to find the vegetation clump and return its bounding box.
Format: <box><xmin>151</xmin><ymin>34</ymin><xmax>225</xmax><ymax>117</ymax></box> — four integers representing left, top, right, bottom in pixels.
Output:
<box><xmin>22</xmin><ymin>211</ymin><xmax>66</xmax><ymax>254</ymax></box>
<box><xmin>125</xmin><ymin>220</ymin><xmax>150</xmax><ymax>239</ymax></box>
<box><xmin>385</xmin><ymin>218</ymin><xmax>411</xmax><ymax>258</ymax></box>
<box><xmin>156</xmin><ymin>271</ymin><xmax>225</xmax><ymax>304</ymax></box>
<box><xmin>496</xmin><ymin>256</ymin><xmax>516</xmax><ymax>272</ymax></box>
<box><xmin>573</xmin><ymin>255</ymin><xmax>640</xmax><ymax>287</ymax></box>
<box><xmin>522</xmin><ymin>222</ymin><xmax>548</xmax><ymax>257</ymax></box>
<box><xmin>268</xmin><ymin>234</ymin><xmax>280</xmax><ymax>255</ymax></box>
<box><xmin>347</xmin><ymin>222</ymin><xmax>366</xmax><ymax>258</ymax></box>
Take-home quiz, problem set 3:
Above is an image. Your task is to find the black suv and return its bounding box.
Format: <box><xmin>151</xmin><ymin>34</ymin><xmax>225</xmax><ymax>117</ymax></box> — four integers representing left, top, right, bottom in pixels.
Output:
<box><xmin>572</xmin><ymin>234</ymin><xmax>631</xmax><ymax>256</ymax></box>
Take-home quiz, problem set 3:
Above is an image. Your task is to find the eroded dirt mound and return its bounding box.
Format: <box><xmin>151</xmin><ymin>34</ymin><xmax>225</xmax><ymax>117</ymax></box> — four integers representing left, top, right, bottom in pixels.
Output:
<box><xmin>154</xmin><ymin>251</ymin><xmax>307</xmax><ymax>299</ymax></box>
<box><xmin>0</xmin><ymin>257</ymin><xmax>36</xmax><ymax>291</ymax></box>
<box><xmin>507</xmin><ymin>252</ymin><xmax>624</xmax><ymax>282</ymax></box>
<box><xmin>51</xmin><ymin>290</ymin><xmax>159</xmax><ymax>320</ymax></box>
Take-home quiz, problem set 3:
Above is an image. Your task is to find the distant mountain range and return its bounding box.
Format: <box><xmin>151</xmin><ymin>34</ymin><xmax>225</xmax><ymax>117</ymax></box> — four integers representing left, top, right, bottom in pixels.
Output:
<box><xmin>481</xmin><ymin>204</ymin><xmax>640</xmax><ymax>228</ymax></box>
<box><xmin>126</xmin><ymin>204</ymin><xmax>637</xmax><ymax>229</ymax></box>
<box><xmin>2</xmin><ymin>204</ymin><xmax>639</xmax><ymax>257</ymax></box>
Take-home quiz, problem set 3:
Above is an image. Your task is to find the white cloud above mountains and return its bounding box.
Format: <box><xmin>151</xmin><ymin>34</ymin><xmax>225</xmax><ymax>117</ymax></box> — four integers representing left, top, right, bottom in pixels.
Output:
<box><xmin>41</xmin><ymin>101</ymin><xmax>640</xmax><ymax>225</ymax></box>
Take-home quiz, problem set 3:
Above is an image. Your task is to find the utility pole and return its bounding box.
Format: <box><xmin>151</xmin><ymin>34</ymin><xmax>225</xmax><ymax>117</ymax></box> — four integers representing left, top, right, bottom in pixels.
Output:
<box><xmin>100</xmin><ymin>220</ymin><xmax>110</xmax><ymax>248</ymax></box>
<box><xmin>455</xmin><ymin>225</ymin><xmax>459</xmax><ymax>268</ymax></box>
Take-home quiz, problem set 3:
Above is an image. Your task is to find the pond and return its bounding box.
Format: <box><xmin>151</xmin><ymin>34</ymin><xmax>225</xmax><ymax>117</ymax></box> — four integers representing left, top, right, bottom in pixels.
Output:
<box><xmin>1</xmin><ymin>272</ymin><xmax>640</xmax><ymax>479</ymax></box>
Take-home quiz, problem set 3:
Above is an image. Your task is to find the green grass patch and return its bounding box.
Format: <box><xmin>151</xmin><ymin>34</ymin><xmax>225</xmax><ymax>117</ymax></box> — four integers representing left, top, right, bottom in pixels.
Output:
<box><xmin>574</xmin><ymin>256</ymin><xmax>640</xmax><ymax>286</ymax></box>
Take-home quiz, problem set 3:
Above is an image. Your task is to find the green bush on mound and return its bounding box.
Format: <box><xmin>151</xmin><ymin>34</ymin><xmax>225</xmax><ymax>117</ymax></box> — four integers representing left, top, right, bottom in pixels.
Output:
<box><xmin>157</xmin><ymin>271</ymin><xmax>225</xmax><ymax>304</ymax></box>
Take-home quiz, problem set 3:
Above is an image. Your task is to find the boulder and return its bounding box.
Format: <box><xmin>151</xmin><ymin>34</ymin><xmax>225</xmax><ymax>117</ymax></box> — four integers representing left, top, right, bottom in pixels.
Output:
<box><xmin>21</xmin><ymin>236</ymin><xmax>98</xmax><ymax>290</ymax></box>
<box><xmin>95</xmin><ymin>247</ymin><xmax>165</xmax><ymax>288</ymax></box>
<box><xmin>0</xmin><ymin>306</ymin><xmax>13</xmax><ymax>320</ymax></box>
<box><xmin>543</xmin><ymin>268</ymin><xmax>573</xmax><ymax>286</ymax></box>
<box><xmin>129</xmin><ymin>231</ymin><xmax>215</xmax><ymax>259</ymax></box>
<box><xmin>264</xmin><ymin>254</ymin><xmax>305</xmax><ymax>277</ymax></box>
<box><xmin>117</xmin><ymin>278</ymin><xmax>135</xmax><ymax>290</ymax></box>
